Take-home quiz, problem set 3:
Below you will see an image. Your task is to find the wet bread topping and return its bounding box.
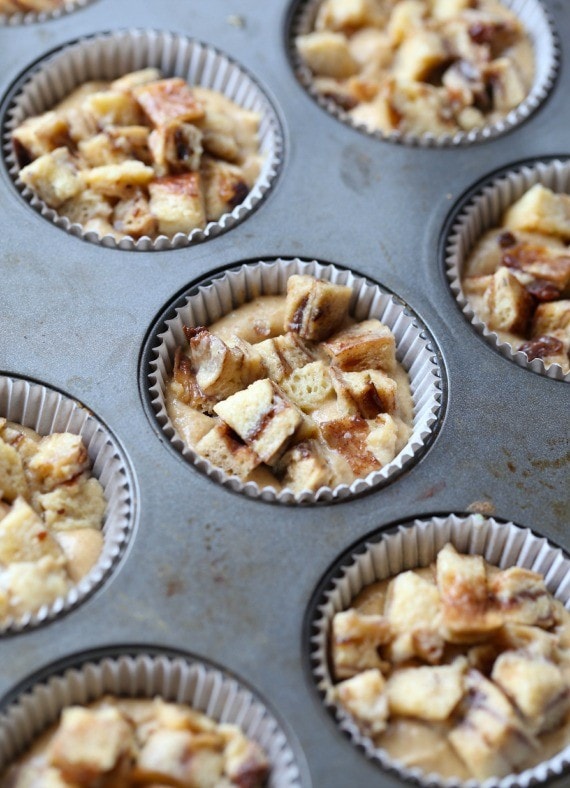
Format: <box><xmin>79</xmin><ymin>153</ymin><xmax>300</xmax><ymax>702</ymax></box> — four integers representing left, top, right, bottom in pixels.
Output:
<box><xmin>0</xmin><ymin>0</ymin><xmax>64</xmax><ymax>14</ymax></box>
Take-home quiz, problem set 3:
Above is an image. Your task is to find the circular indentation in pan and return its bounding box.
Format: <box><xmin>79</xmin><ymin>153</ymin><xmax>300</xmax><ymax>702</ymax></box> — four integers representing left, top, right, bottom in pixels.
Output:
<box><xmin>445</xmin><ymin>157</ymin><xmax>570</xmax><ymax>381</ymax></box>
<box><xmin>288</xmin><ymin>0</ymin><xmax>558</xmax><ymax>147</ymax></box>
<box><xmin>142</xmin><ymin>258</ymin><xmax>445</xmax><ymax>504</ymax></box>
<box><xmin>0</xmin><ymin>374</ymin><xmax>136</xmax><ymax>633</ymax></box>
<box><xmin>0</xmin><ymin>0</ymin><xmax>96</xmax><ymax>27</ymax></box>
<box><xmin>1</xmin><ymin>29</ymin><xmax>283</xmax><ymax>250</ymax></box>
<box><xmin>0</xmin><ymin>647</ymin><xmax>305</xmax><ymax>787</ymax></box>
<box><xmin>306</xmin><ymin>512</ymin><xmax>570</xmax><ymax>787</ymax></box>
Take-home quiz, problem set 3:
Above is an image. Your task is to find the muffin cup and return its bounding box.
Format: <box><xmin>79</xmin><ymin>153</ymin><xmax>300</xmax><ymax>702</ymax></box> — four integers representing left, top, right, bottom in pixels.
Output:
<box><xmin>146</xmin><ymin>258</ymin><xmax>444</xmax><ymax>504</ymax></box>
<box><xmin>0</xmin><ymin>374</ymin><xmax>135</xmax><ymax>633</ymax></box>
<box><xmin>446</xmin><ymin>158</ymin><xmax>570</xmax><ymax>382</ymax></box>
<box><xmin>1</xmin><ymin>29</ymin><xmax>283</xmax><ymax>251</ymax></box>
<box><xmin>309</xmin><ymin>513</ymin><xmax>570</xmax><ymax>787</ymax></box>
<box><xmin>0</xmin><ymin>649</ymin><xmax>303</xmax><ymax>787</ymax></box>
<box><xmin>289</xmin><ymin>0</ymin><xmax>558</xmax><ymax>148</ymax></box>
<box><xmin>0</xmin><ymin>0</ymin><xmax>95</xmax><ymax>27</ymax></box>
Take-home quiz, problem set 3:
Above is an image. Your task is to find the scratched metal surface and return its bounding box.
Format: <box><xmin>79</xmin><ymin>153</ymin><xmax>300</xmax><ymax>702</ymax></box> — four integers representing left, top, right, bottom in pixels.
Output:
<box><xmin>0</xmin><ymin>1</ymin><xmax>569</xmax><ymax>786</ymax></box>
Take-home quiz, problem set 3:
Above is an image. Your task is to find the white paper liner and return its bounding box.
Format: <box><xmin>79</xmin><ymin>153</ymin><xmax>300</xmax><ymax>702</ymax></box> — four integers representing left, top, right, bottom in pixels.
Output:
<box><xmin>446</xmin><ymin>158</ymin><xmax>570</xmax><ymax>382</ymax></box>
<box><xmin>2</xmin><ymin>29</ymin><xmax>283</xmax><ymax>251</ymax></box>
<box><xmin>310</xmin><ymin>513</ymin><xmax>570</xmax><ymax>787</ymax></box>
<box><xmin>0</xmin><ymin>375</ymin><xmax>135</xmax><ymax>633</ymax></box>
<box><xmin>147</xmin><ymin>258</ymin><xmax>444</xmax><ymax>504</ymax></box>
<box><xmin>0</xmin><ymin>651</ymin><xmax>303</xmax><ymax>787</ymax></box>
<box><xmin>289</xmin><ymin>0</ymin><xmax>558</xmax><ymax>148</ymax></box>
<box><xmin>0</xmin><ymin>0</ymin><xmax>95</xmax><ymax>27</ymax></box>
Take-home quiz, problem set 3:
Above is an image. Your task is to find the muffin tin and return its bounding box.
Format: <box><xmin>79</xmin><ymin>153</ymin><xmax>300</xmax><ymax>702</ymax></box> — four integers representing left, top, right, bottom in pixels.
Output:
<box><xmin>0</xmin><ymin>1</ymin><xmax>568</xmax><ymax>786</ymax></box>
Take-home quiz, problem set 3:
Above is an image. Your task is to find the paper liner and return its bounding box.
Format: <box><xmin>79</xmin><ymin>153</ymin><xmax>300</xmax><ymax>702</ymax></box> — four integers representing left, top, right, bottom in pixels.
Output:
<box><xmin>0</xmin><ymin>651</ymin><xmax>303</xmax><ymax>787</ymax></box>
<box><xmin>446</xmin><ymin>158</ymin><xmax>570</xmax><ymax>382</ymax></box>
<box><xmin>309</xmin><ymin>513</ymin><xmax>570</xmax><ymax>787</ymax></box>
<box><xmin>146</xmin><ymin>258</ymin><xmax>444</xmax><ymax>504</ymax></box>
<box><xmin>1</xmin><ymin>29</ymin><xmax>283</xmax><ymax>251</ymax></box>
<box><xmin>0</xmin><ymin>375</ymin><xmax>135</xmax><ymax>633</ymax></box>
<box><xmin>289</xmin><ymin>0</ymin><xmax>558</xmax><ymax>148</ymax></box>
<box><xmin>0</xmin><ymin>0</ymin><xmax>95</xmax><ymax>27</ymax></box>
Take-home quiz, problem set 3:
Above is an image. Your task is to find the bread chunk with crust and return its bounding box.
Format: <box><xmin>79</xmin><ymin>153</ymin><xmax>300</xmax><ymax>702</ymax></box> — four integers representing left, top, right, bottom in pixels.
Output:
<box><xmin>149</xmin><ymin>172</ymin><xmax>206</xmax><ymax>236</ymax></box>
<box><xmin>285</xmin><ymin>274</ymin><xmax>352</xmax><ymax>342</ymax></box>
<box><xmin>336</xmin><ymin>669</ymin><xmax>389</xmax><ymax>735</ymax></box>
<box><xmin>332</xmin><ymin>609</ymin><xmax>392</xmax><ymax>679</ymax></box>
<box><xmin>331</xmin><ymin>368</ymin><xmax>397</xmax><ymax>418</ymax></box>
<box><xmin>278</xmin><ymin>439</ymin><xmax>334</xmax><ymax>493</ymax></box>
<box><xmin>187</xmin><ymin>327</ymin><xmax>263</xmax><ymax>402</ymax></box>
<box><xmin>0</xmin><ymin>497</ymin><xmax>62</xmax><ymax>564</ymax></box>
<box><xmin>490</xmin><ymin>566</ymin><xmax>557</xmax><ymax>628</ymax></box>
<box><xmin>12</xmin><ymin>112</ymin><xmax>70</xmax><ymax>163</ymax></box>
<box><xmin>532</xmin><ymin>300</ymin><xmax>570</xmax><ymax>338</ymax></box>
<box><xmin>195</xmin><ymin>423</ymin><xmax>261</xmax><ymax>480</ymax></box>
<box><xmin>505</xmin><ymin>184</ymin><xmax>570</xmax><ymax>241</ymax></box>
<box><xmin>280</xmin><ymin>360</ymin><xmax>334</xmax><ymax>413</ymax></box>
<box><xmin>296</xmin><ymin>32</ymin><xmax>359</xmax><ymax>79</ymax></box>
<box><xmin>320</xmin><ymin>415</ymin><xmax>380</xmax><ymax>478</ymax></box>
<box><xmin>387</xmin><ymin>660</ymin><xmax>467</xmax><ymax>721</ymax></box>
<box><xmin>201</xmin><ymin>156</ymin><xmax>252</xmax><ymax>222</ymax></box>
<box><xmin>485</xmin><ymin>267</ymin><xmax>534</xmax><ymax>334</ymax></box>
<box><xmin>324</xmin><ymin>319</ymin><xmax>396</xmax><ymax>372</ymax></box>
<box><xmin>19</xmin><ymin>147</ymin><xmax>82</xmax><ymax>207</ymax></box>
<box><xmin>27</xmin><ymin>433</ymin><xmax>90</xmax><ymax>493</ymax></box>
<box><xmin>134</xmin><ymin>78</ymin><xmax>205</xmax><ymax>126</ymax></box>
<box><xmin>256</xmin><ymin>332</ymin><xmax>316</xmax><ymax>383</ymax></box>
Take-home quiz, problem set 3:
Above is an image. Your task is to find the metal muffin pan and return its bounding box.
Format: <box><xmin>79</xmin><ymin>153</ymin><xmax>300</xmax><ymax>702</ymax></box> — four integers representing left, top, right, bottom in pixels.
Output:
<box><xmin>0</xmin><ymin>1</ymin><xmax>568</xmax><ymax>786</ymax></box>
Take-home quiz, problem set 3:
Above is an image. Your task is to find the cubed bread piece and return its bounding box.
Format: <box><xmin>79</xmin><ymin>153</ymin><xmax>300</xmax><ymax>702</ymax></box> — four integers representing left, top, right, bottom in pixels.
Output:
<box><xmin>201</xmin><ymin>156</ymin><xmax>251</xmax><ymax>222</ymax></box>
<box><xmin>278</xmin><ymin>439</ymin><xmax>334</xmax><ymax>493</ymax></box>
<box><xmin>349</xmin><ymin>92</ymin><xmax>397</xmax><ymax>134</ymax></box>
<box><xmin>48</xmin><ymin>706</ymin><xmax>134</xmax><ymax>783</ymax></box>
<box><xmin>1</xmin><ymin>555</ymin><xmax>68</xmax><ymax>618</ymax></box>
<box><xmin>214</xmin><ymin>380</ymin><xmax>303</xmax><ymax>465</ymax></box>
<box><xmin>280</xmin><ymin>360</ymin><xmax>334</xmax><ymax>412</ymax></box>
<box><xmin>111</xmin><ymin>68</ymin><xmax>162</xmax><ymax>93</ymax></box>
<box><xmin>113</xmin><ymin>191</ymin><xmax>157</xmax><ymax>238</ymax></box>
<box><xmin>0</xmin><ymin>439</ymin><xmax>28</xmax><ymax>502</ymax></box>
<box><xmin>149</xmin><ymin>172</ymin><xmax>206</xmax><ymax>236</ymax></box>
<box><xmin>387</xmin><ymin>660</ymin><xmax>467</xmax><ymax>721</ymax></box>
<box><xmin>316</xmin><ymin>0</ymin><xmax>381</xmax><ymax>31</ymax></box>
<box><xmin>135</xmin><ymin>729</ymin><xmax>224</xmax><ymax>785</ymax></box>
<box><xmin>222</xmin><ymin>728</ymin><xmax>269</xmax><ymax>788</ymax></box>
<box><xmin>336</xmin><ymin>669</ymin><xmax>389</xmax><ymax>735</ymax></box>
<box><xmin>492</xmin><ymin>651</ymin><xmax>570</xmax><ymax>734</ymax></box>
<box><xmin>195</xmin><ymin>108</ymin><xmax>240</xmax><ymax>163</ymax></box>
<box><xmin>0</xmin><ymin>497</ymin><xmax>62</xmax><ymax>564</ymax></box>
<box><xmin>394</xmin><ymin>30</ymin><xmax>448</xmax><ymax>82</ymax></box>
<box><xmin>54</xmin><ymin>81</ymin><xmax>108</xmax><ymax>113</ymax></box>
<box><xmin>256</xmin><ymin>332</ymin><xmax>316</xmax><ymax>383</ymax></box>
<box><xmin>332</xmin><ymin>368</ymin><xmax>397</xmax><ymax>418</ymax></box>
<box><xmin>502</xmin><ymin>241</ymin><xmax>570</xmax><ymax>292</ymax></box>
<box><xmin>55</xmin><ymin>527</ymin><xmax>104</xmax><ymax>583</ymax></box>
<box><xmin>12</xmin><ymin>111</ymin><xmax>70</xmax><ymax>163</ymax></box>
<box><xmin>485</xmin><ymin>58</ymin><xmax>527</xmax><ymax>113</ymax></box>
<box><xmin>332</xmin><ymin>609</ymin><xmax>392</xmax><ymax>680</ymax></box>
<box><xmin>366</xmin><ymin>413</ymin><xmax>399</xmax><ymax>467</ymax></box>
<box><xmin>320</xmin><ymin>415</ymin><xmax>380</xmax><ymax>477</ymax></box>
<box><xmin>134</xmin><ymin>78</ymin><xmax>205</xmax><ymax>126</ymax></box>
<box><xmin>431</xmin><ymin>0</ymin><xmax>471</xmax><ymax>20</ymax></box>
<box><xmin>196</xmin><ymin>422</ymin><xmax>261</xmax><ymax>480</ymax></box>
<box><xmin>166</xmin><ymin>390</ymin><xmax>215</xmax><ymax>447</ymax></box>
<box><xmin>106</xmin><ymin>125</ymin><xmax>152</xmax><ymax>163</ymax></box>
<box><xmin>27</xmin><ymin>433</ymin><xmax>89</xmax><ymax>492</ymax></box>
<box><xmin>388</xmin><ymin>1</ymin><xmax>426</xmax><ymax>44</ymax></box>
<box><xmin>437</xmin><ymin>544</ymin><xmax>503</xmax><ymax>638</ymax></box>
<box><xmin>63</xmin><ymin>107</ymin><xmax>99</xmax><ymax>145</ymax></box>
<box><xmin>384</xmin><ymin>570</ymin><xmax>443</xmax><ymax>660</ymax></box>
<box><xmin>497</xmin><ymin>623</ymin><xmax>560</xmax><ymax>661</ymax></box>
<box><xmin>78</xmin><ymin>133</ymin><xmax>127</xmax><ymax>167</ymax></box>
<box><xmin>84</xmin><ymin>160</ymin><xmax>155</xmax><ymax>199</ymax></box>
<box><xmin>348</xmin><ymin>29</ymin><xmax>393</xmax><ymax>70</ymax></box>
<box><xmin>504</xmin><ymin>185</ymin><xmax>570</xmax><ymax>241</ymax></box>
<box><xmin>19</xmin><ymin>147</ymin><xmax>82</xmax><ymax>207</ymax></box>
<box><xmin>533</xmin><ymin>301</ymin><xmax>570</xmax><ymax>338</ymax></box>
<box><xmin>59</xmin><ymin>189</ymin><xmax>113</xmax><ymax>226</ymax></box>
<box><xmin>284</xmin><ymin>275</ymin><xmax>352</xmax><ymax>342</ymax></box>
<box><xmin>324</xmin><ymin>319</ymin><xmax>396</xmax><ymax>372</ymax></box>
<box><xmin>448</xmin><ymin>670</ymin><xmax>537</xmax><ymax>780</ymax></box>
<box><xmin>83</xmin><ymin>90</ymin><xmax>143</xmax><ymax>127</ymax></box>
<box><xmin>490</xmin><ymin>566</ymin><xmax>556</xmax><ymax>628</ymax></box>
<box><xmin>485</xmin><ymin>267</ymin><xmax>534</xmax><ymax>334</ymax></box>
<box><xmin>37</xmin><ymin>476</ymin><xmax>106</xmax><ymax>531</ymax></box>
<box><xmin>149</xmin><ymin>122</ymin><xmax>203</xmax><ymax>175</ymax></box>
<box><xmin>296</xmin><ymin>32</ymin><xmax>359</xmax><ymax>79</ymax></box>
<box><xmin>386</xmin><ymin>79</ymin><xmax>455</xmax><ymax>137</ymax></box>
<box><xmin>171</xmin><ymin>349</ymin><xmax>217</xmax><ymax>414</ymax></box>
<box><xmin>188</xmin><ymin>327</ymin><xmax>263</xmax><ymax>401</ymax></box>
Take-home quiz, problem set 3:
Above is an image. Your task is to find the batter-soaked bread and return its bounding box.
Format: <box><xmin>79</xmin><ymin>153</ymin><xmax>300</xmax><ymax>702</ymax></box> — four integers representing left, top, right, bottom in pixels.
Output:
<box><xmin>0</xmin><ymin>0</ymin><xmax>64</xmax><ymax>14</ymax></box>
<box><xmin>167</xmin><ymin>274</ymin><xmax>414</xmax><ymax>494</ymax></box>
<box><xmin>331</xmin><ymin>543</ymin><xmax>570</xmax><ymax>781</ymax></box>
<box><xmin>0</xmin><ymin>419</ymin><xmax>106</xmax><ymax>621</ymax></box>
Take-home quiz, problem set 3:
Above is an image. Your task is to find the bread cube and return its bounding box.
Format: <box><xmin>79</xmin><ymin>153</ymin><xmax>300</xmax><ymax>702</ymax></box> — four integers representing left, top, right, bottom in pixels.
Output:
<box><xmin>485</xmin><ymin>58</ymin><xmax>527</xmax><ymax>113</ymax></box>
<box><xmin>533</xmin><ymin>300</ymin><xmax>570</xmax><ymax>338</ymax></box>
<box><xmin>27</xmin><ymin>433</ymin><xmax>89</xmax><ymax>492</ymax></box>
<box><xmin>279</xmin><ymin>439</ymin><xmax>334</xmax><ymax>493</ymax></box>
<box><xmin>214</xmin><ymin>380</ymin><xmax>303</xmax><ymax>465</ymax></box>
<box><xmin>388</xmin><ymin>1</ymin><xmax>427</xmax><ymax>45</ymax></box>
<box><xmin>504</xmin><ymin>185</ymin><xmax>570</xmax><ymax>241</ymax></box>
<box><xmin>394</xmin><ymin>30</ymin><xmax>448</xmax><ymax>82</ymax></box>
<box><xmin>171</xmin><ymin>349</ymin><xmax>217</xmax><ymax>414</ymax></box>
<box><xmin>285</xmin><ymin>275</ymin><xmax>352</xmax><ymax>342</ymax></box>
<box><xmin>348</xmin><ymin>29</ymin><xmax>393</xmax><ymax>70</ymax></box>
<box><xmin>336</xmin><ymin>669</ymin><xmax>389</xmax><ymax>735</ymax></box>
<box><xmin>12</xmin><ymin>111</ymin><xmax>70</xmax><ymax>163</ymax></box>
<box><xmin>201</xmin><ymin>156</ymin><xmax>250</xmax><ymax>222</ymax></box>
<box><xmin>448</xmin><ymin>670</ymin><xmax>537</xmax><ymax>780</ymax></box>
<box><xmin>324</xmin><ymin>319</ymin><xmax>396</xmax><ymax>372</ymax></box>
<box><xmin>111</xmin><ymin>68</ymin><xmax>162</xmax><ymax>93</ymax></box>
<box><xmin>19</xmin><ymin>147</ymin><xmax>82</xmax><ymax>207</ymax></box>
<box><xmin>316</xmin><ymin>0</ymin><xmax>379</xmax><ymax>32</ymax></box>
<box><xmin>296</xmin><ymin>32</ymin><xmax>359</xmax><ymax>79</ymax></box>
<box><xmin>256</xmin><ymin>332</ymin><xmax>316</xmax><ymax>383</ymax></box>
<box><xmin>492</xmin><ymin>652</ymin><xmax>570</xmax><ymax>734</ymax></box>
<box><xmin>84</xmin><ymin>160</ymin><xmax>155</xmax><ymax>198</ymax></box>
<box><xmin>223</xmin><ymin>729</ymin><xmax>269</xmax><ymax>788</ymax></box>
<box><xmin>83</xmin><ymin>90</ymin><xmax>143</xmax><ymax>127</ymax></box>
<box><xmin>0</xmin><ymin>439</ymin><xmax>28</xmax><ymax>502</ymax></box>
<box><xmin>48</xmin><ymin>706</ymin><xmax>134</xmax><ymax>783</ymax></box>
<box><xmin>485</xmin><ymin>267</ymin><xmax>534</xmax><ymax>334</ymax></box>
<box><xmin>134</xmin><ymin>78</ymin><xmax>205</xmax><ymax>126</ymax></box>
<box><xmin>188</xmin><ymin>328</ymin><xmax>262</xmax><ymax>401</ymax></box>
<box><xmin>0</xmin><ymin>497</ymin><xmax>62</xmax><ymax>564</ymax></box>
<box><xmin>78</xmin><ymin>133</ymin><xmax>127</xmax><ymax>167</ymax></box>
<box><xmin>387</xmin><ymin>660</ymin><xmax>467</xmax><ymax>721</ymax></box>
<box><xmin>385</xmin><ymin>570</ymin><xmax>442</xmax><ymax>635</ymax></box>
<box><xmin>149</xmin><ymin>122</ymin><xmax>203</xmax><ymax>175</ymax></box>
<box><xmin>1</xmin><ymin>556</ymin><xmax>68</xmax><ymax>618</ymax></box>
<box><xmin>149</xmin><ymin>172</ymin><xmax>206</xmax><ymax>236</ymax></box>
<box><xmin>60</xmin><ymin>189</ymin><xmax>113</xmax><ymax>227</ymax></box>
<box><xmin>366</xmin><ymin>413</ymin><xmax>399</xmax><ymax>467</ymax></box>
<box><xmin>431</xmin><ymin>0</ymin><xmax>471</xmax><ymax>20</ymax></box>
<box><xmin>280</xmin><ymin>360</ymin><xmax>334</xmax><ymax>412</ymax></box>
<box><xmin>106</xmin><ymin>125</ymin><xmax>152</xmax><ymax>163</ymax></box>
<box><xmin>55</xmin><ymin>527</ymin><xmax>104</xmax><ymax>583</ymax></box>
<box><xmin>113</xmin><ymin>191</ymin><xmax>157</xmax><ymax>238</ymax></box>
<box><xmin>332</xmin><ymin>368</ymin><xmax>397</xmax><ymax>418</ymax></box>
<box><xmin>332</xmin><ymin>609</ymin><xmax>391</xmax><ymax>680</ymax></box>
<box><xmin>37</xmin><ymin>476</ymin><xmax>106</xmax><ymax>531</ymax></box>
<box><xmin>196</xmin><ymin>422</ymin><xmax>261</xmax><ymax>480</ymax></box>
<box><xmin>320</xmin><ymin>415</ymin><xmax>380</xmax><ymax>477</ymax></box>
<box><xmin>135</xmin><ymin>729</ymin><xmax>223</xmax><ymax>784</ymax></box>
<box><xmin>490</xmin><ymin>566</ymin><xmax>556</xmax><ymax>628</ymax></box>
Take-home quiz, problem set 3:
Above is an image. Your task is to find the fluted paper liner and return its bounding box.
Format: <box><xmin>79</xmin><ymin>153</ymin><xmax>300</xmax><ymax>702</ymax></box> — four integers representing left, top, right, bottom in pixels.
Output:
<box><xmin>310</xmin><ymin>513</ymin><xmax>570</xmax><ymax>787</ymax></box>
<box><xmin>0</xmin><ymin>375</ymin><xmax>135</xmax><ymax>633</ymax></box>
<box><xmin>147</xmin><ymin>258</ymin><xmax>443</xmax><ymax>504</ymax></box>
<box><xmin>0</xmin><ymin>0</ymin><xmax>95</xmax><ymax>27</ymax></box>
<box><xmin>0</xmin><ymin>652</ymin><xmax>303</xmax><ymax>787</ymax></box>
<box><xmin>289</xmin><ymin>0</ymin><xmax>558</xmax><ymax>148</ymax></box>
<box><xmin>446</xmin><ymin>158</ymin><xmax>570</xmax><ymax>382</ymax></box>
<box><xmin>2</xmin><ymin>29</ymin><xmax>283</xmax><ymax>251</ymax></box>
